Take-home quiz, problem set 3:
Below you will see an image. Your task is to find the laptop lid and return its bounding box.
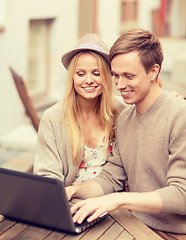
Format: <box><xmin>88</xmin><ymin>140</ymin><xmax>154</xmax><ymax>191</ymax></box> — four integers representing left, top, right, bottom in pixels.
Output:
<box><xmin>0</xmin><ymin>167</ymin><xmax>108</xmax><ymax>234</ymax></box>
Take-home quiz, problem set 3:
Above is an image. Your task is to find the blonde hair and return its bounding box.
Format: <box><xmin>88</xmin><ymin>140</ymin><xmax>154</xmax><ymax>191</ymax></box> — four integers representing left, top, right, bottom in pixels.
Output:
<box><xmin>62</xmin><ymin>51</ymin><xmax>118</xmax><ymax>163</ymax></box>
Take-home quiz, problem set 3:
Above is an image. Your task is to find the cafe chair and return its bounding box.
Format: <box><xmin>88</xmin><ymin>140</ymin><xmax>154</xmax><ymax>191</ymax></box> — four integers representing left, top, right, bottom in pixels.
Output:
<box><xmin>9</xmin><ymin>67</ymin><xmax>40</xmax><ymax>132</ymax></box>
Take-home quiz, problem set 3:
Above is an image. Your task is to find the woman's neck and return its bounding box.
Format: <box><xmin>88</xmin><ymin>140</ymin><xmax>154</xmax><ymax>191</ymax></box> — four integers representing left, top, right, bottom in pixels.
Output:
<box><xmin>78</xmin><ymin>97</ymin><xmax>99</xmax><ymax>119</ymax></box>
<box><xmin>77</xmin><ymin>96</ymin><xmax>104</xmax><ymax>148</ymax></box>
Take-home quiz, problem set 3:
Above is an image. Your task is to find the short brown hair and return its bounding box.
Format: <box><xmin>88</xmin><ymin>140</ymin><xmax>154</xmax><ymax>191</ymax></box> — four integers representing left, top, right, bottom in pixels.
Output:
<box><xmin>109</xmin><ymin>29</ymin><xmax>164</xmax><ymax>73</ymax></box>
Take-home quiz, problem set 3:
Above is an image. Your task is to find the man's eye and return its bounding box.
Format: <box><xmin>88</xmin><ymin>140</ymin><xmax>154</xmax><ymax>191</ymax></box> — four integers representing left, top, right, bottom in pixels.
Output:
<box><xmin>126</xmin><ymin>74</ymin><xmax>133</xmax><ymax>80</ymax></box>
<box><xmin>112</xmin><ymin>73</ymin><xmax>119</xmax><ymax>78</ymax></box>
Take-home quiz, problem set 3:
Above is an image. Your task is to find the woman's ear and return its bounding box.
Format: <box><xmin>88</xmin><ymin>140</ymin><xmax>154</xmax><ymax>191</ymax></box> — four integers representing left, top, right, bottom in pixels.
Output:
<box><xmin>150</xmin><ymin>64</ymin><xmax>160</xmax><ymax>82</ymax></box>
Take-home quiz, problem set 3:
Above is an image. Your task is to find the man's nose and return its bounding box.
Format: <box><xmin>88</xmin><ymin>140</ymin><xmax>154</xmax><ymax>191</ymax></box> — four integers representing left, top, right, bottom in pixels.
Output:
<box><xmin>116</xmin><ymin>78</ymin><xmax>127</xmax><ymax>90</ymax></box>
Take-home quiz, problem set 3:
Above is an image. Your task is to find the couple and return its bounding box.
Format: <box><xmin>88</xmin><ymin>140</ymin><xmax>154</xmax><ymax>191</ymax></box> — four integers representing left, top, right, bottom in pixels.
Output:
<box><xmin>34</xmin><ymin>29</ymin><xmax>186</xmax><ymax>239</ymax></box>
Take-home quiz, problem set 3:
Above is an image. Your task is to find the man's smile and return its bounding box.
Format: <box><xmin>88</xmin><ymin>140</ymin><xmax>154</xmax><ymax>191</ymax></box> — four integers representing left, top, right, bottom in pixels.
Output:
<box><xmin>121</xmin><ymin>90</ymin><xmax>134</xmax><ymax>97</ymax></box>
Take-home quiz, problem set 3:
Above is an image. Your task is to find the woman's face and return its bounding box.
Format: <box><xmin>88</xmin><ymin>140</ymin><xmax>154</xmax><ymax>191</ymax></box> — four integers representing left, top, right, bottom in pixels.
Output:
<box><xmin>73</xmin><ymin>52</ymin><xmax>103</xmax><ymax>101</ymax></box>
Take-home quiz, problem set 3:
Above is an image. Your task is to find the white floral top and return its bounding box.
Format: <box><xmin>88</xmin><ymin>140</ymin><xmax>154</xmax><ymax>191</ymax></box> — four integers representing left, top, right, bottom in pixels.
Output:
<box><xmin>73</xmin><ymin>136</ymin><xmax>106</xmax><ymax>183</ymax></box>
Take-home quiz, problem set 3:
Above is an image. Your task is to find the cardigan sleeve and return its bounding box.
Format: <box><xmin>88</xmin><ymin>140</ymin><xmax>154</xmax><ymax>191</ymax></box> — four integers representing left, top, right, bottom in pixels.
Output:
<box><xmin>34</xmin><ymin>110</ymin><xmax>65</xmax><ymax>181</ymax></box>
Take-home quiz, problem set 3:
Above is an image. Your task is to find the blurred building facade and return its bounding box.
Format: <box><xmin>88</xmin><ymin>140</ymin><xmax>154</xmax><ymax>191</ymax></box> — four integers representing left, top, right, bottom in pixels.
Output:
<box><xmin>0</xmin><ymin>0</ymin><xmax>186</xmax><ymax>140</ymax></box>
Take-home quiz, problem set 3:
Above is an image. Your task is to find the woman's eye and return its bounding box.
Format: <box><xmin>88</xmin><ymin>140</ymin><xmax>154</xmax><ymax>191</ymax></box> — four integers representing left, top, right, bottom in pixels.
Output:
<box><xmin>93</xmin><ymin>72</ymin><xmax>100</xmax><ymax>76</ymax></box>
<box><xmin>77</xmin><ymin>72</ymin><xmax>84</xmax><ymax>77</ymax></box>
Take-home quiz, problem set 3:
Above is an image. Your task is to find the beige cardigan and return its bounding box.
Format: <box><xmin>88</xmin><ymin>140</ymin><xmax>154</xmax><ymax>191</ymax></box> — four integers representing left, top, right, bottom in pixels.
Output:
<box><xmin>34</xmin><ymin>96</ymin><xmax>126</xmax><ymax>186</ymax></box>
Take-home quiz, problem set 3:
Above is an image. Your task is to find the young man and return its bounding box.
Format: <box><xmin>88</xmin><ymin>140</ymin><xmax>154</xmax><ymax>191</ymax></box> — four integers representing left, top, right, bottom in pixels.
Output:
<box><xmin>66</xmin><ymin>29</ymin><xmax>186</xmax><ymax>238</ymax></box>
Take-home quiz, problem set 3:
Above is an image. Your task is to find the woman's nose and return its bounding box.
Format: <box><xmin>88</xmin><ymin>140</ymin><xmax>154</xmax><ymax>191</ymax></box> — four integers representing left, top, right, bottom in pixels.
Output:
<box><xmin>85</xmin><ymin>74</ymin><xmax>94</xmax><ymax>84</ymax></box>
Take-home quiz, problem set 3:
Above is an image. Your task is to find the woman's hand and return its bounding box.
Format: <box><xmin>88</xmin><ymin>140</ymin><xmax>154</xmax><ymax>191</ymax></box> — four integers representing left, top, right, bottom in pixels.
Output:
<box><xmin>65</xmin><ymin>185</ymin><xmax>79</xmax><ymax>201</ymax></box>
<box><xmin>170</xmin><ymin>90</ymin><xmax>184</xmax><ymax>99</ymax></box>
<box><xmin>66</xmin><ymin>181</ymin><xmax>104</xmax><ymax>201</ymax></box>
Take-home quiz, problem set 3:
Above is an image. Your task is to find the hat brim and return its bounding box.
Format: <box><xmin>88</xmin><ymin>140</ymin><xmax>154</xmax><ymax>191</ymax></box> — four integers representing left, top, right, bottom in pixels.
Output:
<box><xmin>61</xmin><ymin>48</ymin><xmax>110</xmax><ymax>70</ymax></box>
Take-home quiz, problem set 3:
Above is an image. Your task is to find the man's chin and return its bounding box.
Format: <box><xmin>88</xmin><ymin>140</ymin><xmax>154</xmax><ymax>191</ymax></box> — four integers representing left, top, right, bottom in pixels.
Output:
<box><xmin>122</xmin><ymin>98</ymin><xmax>134</xmax><ymax>105</ymax></box>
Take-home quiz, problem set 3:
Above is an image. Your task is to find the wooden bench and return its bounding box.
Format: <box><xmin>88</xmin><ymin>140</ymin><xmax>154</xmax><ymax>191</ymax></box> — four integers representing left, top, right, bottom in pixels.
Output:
<box><xmin>3</xmin><ymin>67</ymin><xmax>40</xmax><ymax>173</ymax></box>
<box><xmin>0</xmin><ymin>150</ymin><xmax>34</xmax><ymax>173</ymax></box>
<box><xmin>9</xmin><ymin>67</ymin><xmax>40</xmax><ymax>132</ymax></box>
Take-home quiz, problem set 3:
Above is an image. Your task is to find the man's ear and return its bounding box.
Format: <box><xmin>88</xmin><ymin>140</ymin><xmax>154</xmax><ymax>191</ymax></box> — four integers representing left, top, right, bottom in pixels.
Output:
<box><xmin>150</xmin><ymin>64</ymin><xmax>160</xmax><ymax>82</ymax></box>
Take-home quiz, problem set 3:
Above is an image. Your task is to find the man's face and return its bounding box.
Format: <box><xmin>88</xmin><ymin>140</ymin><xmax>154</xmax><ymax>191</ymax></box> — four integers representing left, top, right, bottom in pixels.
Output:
<box><xmin>111</xmin><ymin>51</ymin><xmax>154</xmax><ymax>112</ymax></box>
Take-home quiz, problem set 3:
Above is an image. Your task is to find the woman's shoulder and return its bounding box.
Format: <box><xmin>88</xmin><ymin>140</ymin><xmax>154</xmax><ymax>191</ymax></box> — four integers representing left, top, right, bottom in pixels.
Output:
<box><xmin>41</xmin><ymin>101</ymin><xmax>64</xmax><ymax>122</ymax></box>
<box><xmin>112</xmin><ymin>95</ymin><xmax>127</xmax><ymax>113</ymax></box>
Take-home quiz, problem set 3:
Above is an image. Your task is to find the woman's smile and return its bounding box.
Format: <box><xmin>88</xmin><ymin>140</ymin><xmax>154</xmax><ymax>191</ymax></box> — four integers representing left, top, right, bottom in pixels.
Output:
<box><xmin>74</xmin><ymin>52</ymin><xmax>103</xmax><ymax>100</ymax></box>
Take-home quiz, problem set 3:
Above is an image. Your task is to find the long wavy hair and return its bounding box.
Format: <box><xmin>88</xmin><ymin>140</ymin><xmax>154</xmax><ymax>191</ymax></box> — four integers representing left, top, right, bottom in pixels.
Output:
<box><xmin>62</xmin><ymin>51</ymin><xmax>118</xmax><ymax>163</ymax></box>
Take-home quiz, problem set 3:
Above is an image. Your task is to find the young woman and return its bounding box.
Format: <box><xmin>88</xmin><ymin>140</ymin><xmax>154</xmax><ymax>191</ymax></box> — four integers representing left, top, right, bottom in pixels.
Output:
<box><xmin>34</xmin><ymin>33</ymin><xmax>125</xmax><ymax>186</ymax></box>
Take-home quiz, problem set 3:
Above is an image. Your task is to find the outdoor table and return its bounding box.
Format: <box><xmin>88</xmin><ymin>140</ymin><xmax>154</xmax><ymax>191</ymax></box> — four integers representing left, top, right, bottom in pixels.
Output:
<box><xmin>0</xmin><ymin>209</ymin><xmax>163</xmax><ymax>240</ymax></box>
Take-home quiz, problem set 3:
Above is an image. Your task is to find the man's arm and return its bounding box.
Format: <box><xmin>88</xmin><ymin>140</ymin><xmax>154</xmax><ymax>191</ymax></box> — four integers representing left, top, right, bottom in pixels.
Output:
<box><xmin>71</xmin><ymin>190</ymin><xmax>163</xmax><ymax>224</ymax></box>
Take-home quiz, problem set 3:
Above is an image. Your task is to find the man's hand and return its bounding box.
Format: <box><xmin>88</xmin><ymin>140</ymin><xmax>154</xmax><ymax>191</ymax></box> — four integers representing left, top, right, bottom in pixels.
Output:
<box><xmin>70</xmin><ymin>191</ymin><xmax>163</xmax><ymax>224</ymax></box>
<box><xmin>70</xmin><ymin>193</ymin><xmax>120</xmax><ymax>224</ymax></box>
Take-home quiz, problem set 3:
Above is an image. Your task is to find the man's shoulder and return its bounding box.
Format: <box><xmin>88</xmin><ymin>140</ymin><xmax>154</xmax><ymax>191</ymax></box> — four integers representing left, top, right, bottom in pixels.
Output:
<box><xmin>164</xmin><ymin>91</ymin><xmax>186</xmax><ymax>112</ymax></box>
<box><xmin>160</xmin><ymin>92</ymin><xmax>186</xmax><ymax>124</ymax></box>
<box><xmin>117</xmin><ymin>103</ymin><xmax>135</xmax><ymax>119</ymax></box>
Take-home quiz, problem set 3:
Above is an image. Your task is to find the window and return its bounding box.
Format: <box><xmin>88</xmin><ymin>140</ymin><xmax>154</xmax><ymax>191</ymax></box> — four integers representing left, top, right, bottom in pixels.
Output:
<box><xmin>78</xmin><ymin>0</ymin><xmax>97</xmax><ymax>37</ymax></box>
<box><xmin>152</xmin><ymin>0</ymin><xmax>186</xmax><ymax>38</ymax></box>
<box><xmin>27</xmin><ymin>19</ymin><xmax>53</xmax><ymax>97</ymax></box>
<box><xmin>120</xmin><ymin>0</ymin><xmax>138</xmax><ymax>33</ymax></box>
<box><xmin>0</xmin><ymin>0</ymin><xmax>5</xmax><ymax>33</ymax></box>
<box><xmin>121</xmin><ymin>1</ymin><xmax>138</xmax><ymax>22</ymax></box>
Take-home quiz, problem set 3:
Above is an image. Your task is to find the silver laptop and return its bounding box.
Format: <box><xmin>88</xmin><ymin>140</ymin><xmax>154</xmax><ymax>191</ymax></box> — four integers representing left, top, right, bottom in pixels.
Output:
<box><xmin>0</xmin><ymin>167</ymin><xmax>108</xmax><ymax>234</ymax></box>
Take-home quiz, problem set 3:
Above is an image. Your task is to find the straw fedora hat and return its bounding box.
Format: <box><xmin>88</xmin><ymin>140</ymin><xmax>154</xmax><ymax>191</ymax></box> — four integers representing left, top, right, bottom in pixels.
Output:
<box><xmin>61</xmin><ymin>33</ymin><xmax>110</xmax><ymax>69</ymax></box>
